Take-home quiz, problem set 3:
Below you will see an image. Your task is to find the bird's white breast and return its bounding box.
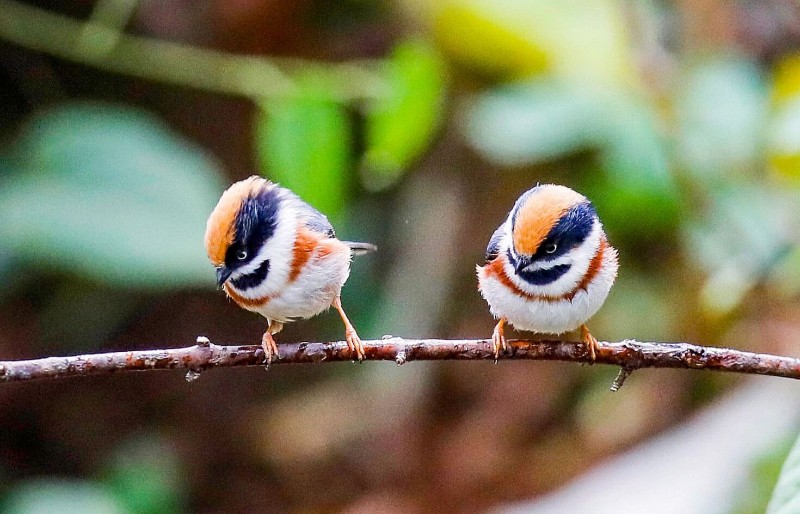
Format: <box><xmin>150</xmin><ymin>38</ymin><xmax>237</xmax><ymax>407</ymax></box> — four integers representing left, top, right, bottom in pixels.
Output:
<box><xmin>478</xmin><ymin>237</ymin><xmax>618</xmax><ymax>335</ymax></box>
<box><xmin>227</xmin><ymin>234</ymin><xmax>352</xmax><ymax>323</ymax></box>
<box><xmin>257</xmin><ymin>241</ymin><xmax>352</xmax><ymax>322</ymax></box>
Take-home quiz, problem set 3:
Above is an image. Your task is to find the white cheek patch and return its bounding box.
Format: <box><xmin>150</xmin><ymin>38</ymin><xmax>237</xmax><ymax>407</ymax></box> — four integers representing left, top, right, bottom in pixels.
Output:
<box><xmin>524</xmin><ymin>253</ymin><xmax>573</xmax><ymax>272</ymax></box>
<box><xmin>508</xmin><ymin>221</ymin><xmax>602</xmax><ymax>298</ymax></box>
<box><xmin>228</xmin><ymin>191</ymin><xmax>299</xmax><ymax>299</ymax></box>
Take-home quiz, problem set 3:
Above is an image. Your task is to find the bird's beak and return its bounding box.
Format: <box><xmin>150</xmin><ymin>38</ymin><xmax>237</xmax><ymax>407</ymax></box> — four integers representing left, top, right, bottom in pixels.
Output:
<box><xmin>515</xmin><ymin>258</ymin><xmax>529</xmax><ymax>275</ymax></box>
<box><xmin>216</xmin><ymin>266</ymin><xmax>232</xmax><ymax>287</ymax></box>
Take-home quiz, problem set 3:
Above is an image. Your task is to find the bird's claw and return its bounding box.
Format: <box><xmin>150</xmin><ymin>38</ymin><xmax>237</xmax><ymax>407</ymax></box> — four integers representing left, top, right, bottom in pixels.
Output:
<box><xmin>491</xmin><ymin>318</ymin><xmax>508</xmax><ymax>361</ymax></box>
<box><xmin>345</xmin><ymin>329</ymin><xmax>366</xmax><ymax>362</ymax></box>
<box><xmin>580</xmin><ymin>324</ymin><xmax>598</xmax><ymax>363</ymax></box>
<box><xmin>262</xmin><ymin>331</ymin><xmax>279</xmax><ymax>366</ymax></box>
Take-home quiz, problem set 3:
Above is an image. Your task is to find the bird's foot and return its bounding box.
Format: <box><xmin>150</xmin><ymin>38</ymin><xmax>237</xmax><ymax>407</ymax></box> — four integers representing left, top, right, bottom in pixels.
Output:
<box><xmin>332</xmin><ymin>296</ymin><xmax>365</xmax><ymax>362</ymax></box>
<box><xmin>345</xmin><ymin>328</ymin><xmax>366</xmax><ymax>362</ymax></box>
<box><xmin>580</xmin><ymin>324</ymin><xmax>598</xmax><ymax>363</ymax></box>
<box><xmin>491</xmin><ymin>318</ymin><xmax>508</xmax><ymax>361</ymax></box>
<box><xmin>261</xmin><ymin>331</ymin><xmax>279</xmax><ymax>366</ymax></box>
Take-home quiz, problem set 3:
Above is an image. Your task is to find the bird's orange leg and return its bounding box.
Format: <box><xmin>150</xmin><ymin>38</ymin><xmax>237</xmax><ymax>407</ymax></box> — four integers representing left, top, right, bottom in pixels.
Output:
<box><xmin>491</xmin><ymin>317</ymin><xmax>508</xmax><ymax>360</ymax></box>
<box><xmin>332</xmin><ymin>296</ymin><xmax>366</xmax><ymax>361</ymax></box>
<box><xmin>262</xmin><ymin>320</ymin><xmax>283</xmax><ymax>365</ymax></box>
<box><xmin>580</xmin><ymin>323</ymin><xmax>598</xmax><ymax>363</ymax></box>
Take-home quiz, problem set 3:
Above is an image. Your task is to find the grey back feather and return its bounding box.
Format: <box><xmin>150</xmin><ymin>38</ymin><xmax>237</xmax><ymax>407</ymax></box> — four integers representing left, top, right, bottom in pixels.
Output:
<box><xmin>281</xmin><ymin>188</ymin><xmax>336</xmax><ymax>237</ymax></box>
<box><xmin>278</xmin><ymin>186</ymin><xmax>375</xmax><ymax>255</ymax></box>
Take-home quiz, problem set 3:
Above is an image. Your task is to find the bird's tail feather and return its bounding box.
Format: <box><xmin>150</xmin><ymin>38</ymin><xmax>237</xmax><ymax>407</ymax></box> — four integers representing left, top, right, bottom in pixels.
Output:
<box><xmin>344</xmin><ymin>241</ymin><xmax>377</xmax><ymax>256</ymax></box>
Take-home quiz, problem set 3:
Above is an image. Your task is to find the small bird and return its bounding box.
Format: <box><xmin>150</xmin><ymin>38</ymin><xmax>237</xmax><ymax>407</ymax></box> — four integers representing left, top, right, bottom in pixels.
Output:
<box><xmin>477</xmin><ymin>184</ymin><xmax>618</xmax><ymax>361</ymax></box>
<box><xmin>204</xmin><ymin>176</ymin><xmax>375</xmax><ymax>364</ymax></box>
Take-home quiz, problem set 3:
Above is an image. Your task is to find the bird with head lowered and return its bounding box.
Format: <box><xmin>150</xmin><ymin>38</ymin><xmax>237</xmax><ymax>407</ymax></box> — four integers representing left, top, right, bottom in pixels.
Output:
<box><xmin>205</xmin><ymin>176</ymin><xmax>375</xmax><ymax>363</ymax></box>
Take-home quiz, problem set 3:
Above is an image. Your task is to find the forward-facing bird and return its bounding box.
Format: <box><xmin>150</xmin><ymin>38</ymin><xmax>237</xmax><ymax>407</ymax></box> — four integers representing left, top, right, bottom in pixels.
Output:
<box><xmin>205</xmin><ymin>176</ymin><xmax>375</xmax><ymax>363</ymax></box>
<box><xmin>477</xmin><ymin>184</ymin><xmax>618</xmax><ymax>360</ymax></box>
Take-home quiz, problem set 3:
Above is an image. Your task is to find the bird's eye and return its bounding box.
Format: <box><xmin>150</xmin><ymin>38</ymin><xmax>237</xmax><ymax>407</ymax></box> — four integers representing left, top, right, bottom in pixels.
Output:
<box><xmin>545</xmin><ymin>243</ymin><xmax>558</xmax><ymax>254</ymax></box>
<box><xmin>236</xmin><ymin>249</ymin><xmax>248</xmax><ymax>261</ymax></box>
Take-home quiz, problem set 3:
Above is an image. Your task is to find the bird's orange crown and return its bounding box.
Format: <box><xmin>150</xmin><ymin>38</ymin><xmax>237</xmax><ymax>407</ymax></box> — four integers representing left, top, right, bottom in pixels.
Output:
<box><xmin>205</xmin><ymin>176</ymin><xmax>270</xmax><ymax>266</ymax></box>
<box><xmin>512</xmin><ymin>185</ymin><xmax>586</xmax><ymax>256</ymax></box>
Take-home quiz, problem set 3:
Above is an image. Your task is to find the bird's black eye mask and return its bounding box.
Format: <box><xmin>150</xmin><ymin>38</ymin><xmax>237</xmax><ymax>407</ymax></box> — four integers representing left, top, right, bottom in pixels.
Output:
<box><xmin>510</xmin><ymin>201</ymin><xmax>596</xmax><ymax>267</ymax></box>
<box><xmin>505</xmin><ymin>202</ymin><xmax>595</xmax><ymax>286</ymax></box>
<box><xmin>224</xmin><ymin>187</ymin><xmax>281</xmax><ymax>270</ymax></box>
<box><xmin>534</xmin><ymin>201</ymin><xmax>596</xmax><ymax>261</ymax></box>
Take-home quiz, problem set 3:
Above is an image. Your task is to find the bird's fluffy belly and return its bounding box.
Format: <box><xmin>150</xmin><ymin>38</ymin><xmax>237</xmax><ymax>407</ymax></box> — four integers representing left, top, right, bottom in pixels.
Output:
<box><xmin>264</xmin><ymin>250</ymin><xmax>350</xmax><ymax>322</ymax></box>
<box><xmin>477</xmin><ymin>261</ymin><xmax>614</xmax><ymax>334</ymax></box>
<box><xmin>234</xmin><ymin>244</ymin><xmax>352</xmax><ymax>323</ymax></box>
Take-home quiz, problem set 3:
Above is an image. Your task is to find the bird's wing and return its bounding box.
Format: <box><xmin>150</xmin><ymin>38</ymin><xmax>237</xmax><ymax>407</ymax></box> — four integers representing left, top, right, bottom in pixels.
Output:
<box><xmin>485</xmin><ymin>225</ymin><xmax>505</xmax><ymax>263</ymax></box>
<box><xmin>284</xmin><ymin>190</ymin><xmax>336</xmax><ymax>237</ymax></box>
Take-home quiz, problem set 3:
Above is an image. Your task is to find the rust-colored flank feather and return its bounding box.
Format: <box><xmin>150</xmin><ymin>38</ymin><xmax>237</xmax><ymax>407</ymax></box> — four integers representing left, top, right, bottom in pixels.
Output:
<box><xmin>287</xmin><ymin>226</ymin><xmax>343</xmax><ymax>283</ymax></box>
<box><xmin>223</xmin><ymin>283</ymin><xmax>270</xmax><ymax>309</ymax></box>
<box><xmin>205</xmin><ymin>176</ymin><xmax>269</xmax><ymax>266</ymax></box>
<box><xmin>577</xmin><ymin>238</ymin><xmax>607</xmax><ymax>293</ymax></box>
<box><xmin>512</xmin><ymin>185</ymin><xmax>585</xmax><ymax>256</ymax></box>
<box><xmin>289</xmin><ymin>226</ymin><xmax>321</xmax><ymax>282</ymax></box>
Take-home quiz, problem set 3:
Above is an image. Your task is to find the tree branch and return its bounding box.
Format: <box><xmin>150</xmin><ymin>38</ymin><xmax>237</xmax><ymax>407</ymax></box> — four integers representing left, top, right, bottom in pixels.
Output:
<box><xmin>1</xmin><ymin>337</ymin><xmax>800</xmax><ymax>389</ymax></box>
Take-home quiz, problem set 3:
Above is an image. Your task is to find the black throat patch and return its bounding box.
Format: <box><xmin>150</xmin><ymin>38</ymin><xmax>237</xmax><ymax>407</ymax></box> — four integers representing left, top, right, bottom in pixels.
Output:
<box><xmin>230</xmin><ymin>258</ymin><xmax>271</xmax><ymax>290</ymax></box>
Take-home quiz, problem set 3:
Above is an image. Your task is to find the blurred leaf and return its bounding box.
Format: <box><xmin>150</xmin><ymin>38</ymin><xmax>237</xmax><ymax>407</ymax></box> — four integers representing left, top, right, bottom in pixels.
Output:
<box><xmin>769</xmin><ymin>55</ymin><xmax>800</xmax><ymax>181</ymax></box>
<box><xmin>256</xmin><ymin>93</ymin><xmax>350</xmax><ymax>219</ymax></box>
<box><xmin>430</xmin><ymin>0</ymin><xmax>637</xmax><ymax>86</ymax></box>
<box><xmin>768</xmin><ymin>98</ymin><xmax>800</xmax><ymax>181</ymax></box>
<box><xmin>4</xmin><ymin>479</ymin><xmax>128</xmax><ymax>514</ymax></box>
<box><xmin>362</xmin><ymin>40</ymin><xmax>446</xmax><ymax>191</ymax></box>
<box><xmin>103</xmin><ymin>436</ymin><xmax>183</xmax><ymax>514</ymax></box>
<box><xmin>767</xmin><ymin>430</ymin><xmax>800</xmax><ymax>514</ymax></box>
<box><xmin>465</xmin><ymin>80</ymin><xmax>679</xmax><ymax>237</ymax></box>
<box><xmin>592</xmin><ymin>96</ymin><xmax>680</xmax><ymax>238</ymax></box>
<box><xmin>767</xmin><ymin>247</ymin><xmax>800</xmax><ymax>299</ymax></box>
<box><xmin>732</xmin><ymin>434</ymin><xmax>794</xmax><ymax>514</ymax></box>
<box><xmin>464</xmin><ymin>80</ymin><xmax>607</xmax><ymax>165</ymax></box>
<box><xmin>688</xmin><ymin>186</ymin><xmax>796</xmax><ymax>316</ymax></box>
<box><xmin>676</xmin><ymin>56</ymin><xmax>768</xmax><ymax>182</ymax></box>
<box><xmin>432</xmin><ymin>4</ymin><xmax>547</xmax><ymax>79</ymax></box>
<box><xmin>772</xmin><ymin>53</ymin><xmax>800</xmax><ymax>106</ymax></box>
<box><xmin>0</xmin><ymin>103</ymin><xmax>223</xmax><ymax>289</ymax></box>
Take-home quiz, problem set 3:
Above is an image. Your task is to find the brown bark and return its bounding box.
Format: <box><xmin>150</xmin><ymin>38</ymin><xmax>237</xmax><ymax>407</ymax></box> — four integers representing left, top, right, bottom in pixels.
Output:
<box><xmin>1</xmin><ymin>337</ymin><xmax>799</xmax><ymax>388</ymax></box>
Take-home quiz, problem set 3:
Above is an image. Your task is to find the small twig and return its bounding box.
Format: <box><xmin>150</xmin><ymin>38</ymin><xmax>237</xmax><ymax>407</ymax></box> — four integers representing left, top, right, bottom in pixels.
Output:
<box><xmin>610</xmin><ymin>367</ymin><xmax>633</xmax><ymax>392</ymax></box>
<box><xmin>1</xmin><ymin>337</ymin><xmax>800</xmax><ymax>384</ymax></box>
<box><xmin>0</xmin><ymin>0</ymin><xmax>387</xmax><ymax>101</ymax></box>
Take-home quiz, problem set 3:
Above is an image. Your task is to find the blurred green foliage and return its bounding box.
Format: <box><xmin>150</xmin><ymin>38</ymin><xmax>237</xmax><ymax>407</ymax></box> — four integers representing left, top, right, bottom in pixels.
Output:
<box><xmin>3</xmin><ymin>480</ymin><xmax>127</xmax><ymax>514</ymax></box>
<box><xmin>0</xmin><ymin>103</ymin><xmax>223</xmax><ymax>289</ymax></box>
<box><xmin>102</xmin><ymin>436</ymin><xmax>183</xmax><ymax>514</ymax></box>
<box><xmin>2</xmin><ymin>437</ymin><xmax>182</xmax><ymax>514</ymax></box>
<box><xmin>690</xmin><ymin>187</ymin><xmax>796</xmax><ymax>316</ymax></box>
<box><xmin>362</xmin><ymin>40</ymin><xmax>446</xmax><ymax>190</ymax></box>
<box><xmin>676</xmin><ymin>58</ymin><xmax>767</xmax><ymax>183</ymax></box>
<box><xmin>431</xmin><ymin>0</ymin><xmax>635</xmax><ymax>85</ymax></box>
<box><xmin>256</xmin><ymin>39</ymin><xmax>445</xmax><ymax>212</ymax></box>
<box><xmin>465</xmin><ymin>81</ymin><xmax>680</xmax><ymax>238</ymax></box>
<box><xmin>256</xmin><ymin>93</ymin><xmax>352</xmax><ymax>220</ymax></box>
<box><xmin>767</xmin><ymin>432</ymin><xmax>800</xmax><ymax>514</ymax></box>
